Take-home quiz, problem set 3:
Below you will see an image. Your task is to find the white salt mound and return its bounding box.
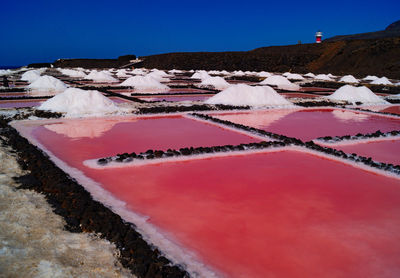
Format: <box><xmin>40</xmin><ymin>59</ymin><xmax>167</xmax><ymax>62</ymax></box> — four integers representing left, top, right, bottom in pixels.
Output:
<box><xmin>38</xmin><ymin>88</ymin><xmax>120</xmax><ymax>117</ymax></box>
<box><xmin>27</xmin><ymin>75</ymin><xmax>68</xmax><ymax>92</ymax></box>
<box><xmin>205</xmin><ymin>84</ymin><xmax>294</xmax><ymax>107</ymax></box>
<box><xmin>198</xmin><ymin>76</ymin><xmax>231</xmax><ymax>90</ymax></box>
<box><xmin>21</xmin><ymin>70</ymin><xmax>41</xmax><ymax>82</ymax></box>
<box><xmin>304</xmin><ymin>73</ymin><xmax>316</xmax><ymax>78</ymax></box>
<box><xmin>60</xmin><ymin>69</ymin><xmax>87</xmax><ymax>78</ymax></box>
<box><xmin>85</xmin><ymin>70</ymin><xmax>118</xmax><ymax>82</ymax></box>
<box><xmin>0</xmin><ymin>69</ymin><xmax>13</xmax><ymax>76</ymax></box>
<box><xmin>120</xmin><ymin>76</ymin><xmax>169</xmax><ymax>92</ymax></box>
<box><xmin>191</xmin><ymin>71</ymin><xmax>211</xmax><ymax>80</ymax></box>
<box><xmin>326</xmin><ymin>85</ymin><xmax>390</xmax><ymax>105</ymax></box>
<box><xmin>363</xmin><ymin>75</ymin><xmax>379</xmax><ymax>81</ymax></box>
<box><xmin>315</xmin><ymin>74</ymin><xmax>333</xmax><ymax>81</ymax></box>
<box><xmin>146</xmin><ymin>71</ymin><xmax>170</xmax><ymax>82</ymax></box>
<box><xmin>286</xmin><ymin>73</ymin><xmax>304</xmax><ymax>80</ymax></box>
<box><xmin>260</xmin><ymin>75</ymin><xmax>300</xmax><ymax>91</ymax></box>
<box><xmin>132</xmin><ymin>68</ymin><xmax>147</xmax><ymax>75</ymax></box>
<box><xmin>282</xmin><ymin>72</ymin><xmax>291</xmax><ymax>77</ymax></box>
<box><xmin>327</xmin><ymin>73</ymin><xmax>336</xmax><ymax>78</ymax></box>
<box><xmin>257</xmin><ymin>71</ymin><xmax>272</xmax><ymax>77</ymax></box>
<box><xmin>232</xmin><ymin>70</ymin><xmax>245</xmax><ymax>76</ymax></box>
<box><xmin>370</xmin><ymin>77</ymin><xmax>393</xmax><ymax>85</ymax></box>
<box><xmin>339</xmin><ymin>75</ymin><xmax>359</xmax><ymax>83</ymax></box>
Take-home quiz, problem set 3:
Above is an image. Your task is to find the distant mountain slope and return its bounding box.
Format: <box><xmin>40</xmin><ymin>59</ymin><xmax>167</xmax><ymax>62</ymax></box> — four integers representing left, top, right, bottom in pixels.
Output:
<box><xmin>138</xmin><ymin>37</ymin><xmax>400</xmax><ymax>78</ymax></box>
<box><xmin>324</xmin><ymin>20</ymin><xmax>400</xmax><ymax>42</ymax></box>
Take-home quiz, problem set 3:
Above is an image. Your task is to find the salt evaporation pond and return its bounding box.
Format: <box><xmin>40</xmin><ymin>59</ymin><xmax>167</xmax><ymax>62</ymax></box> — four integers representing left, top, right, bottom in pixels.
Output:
<box><xmin>25</xmin><ymin>115</ymin><xmax>261</xmax><ymax>166</ymax></box>
<box><xmin>325</xmin><ymin>139</ymin><xmax>400</xmax><ymax>165</ymax></box>
<box><xmin>211</xmin><ymin>108</ymin><xmax>400</xmax><ymax>141</ymax></box>
<box><xmin>12</xmin><ymin>120</ymin><xmax>400</xmax><ymax>278</ymax></box>
<box><xmin>108</xmin><ymin>96</ymin><xmax>132</xmax><ymax>103</ymax></box>
<box><xmin>0</xmin><ymin>99</ymin><xmax>45</xmax><ymax>108</ymax></box>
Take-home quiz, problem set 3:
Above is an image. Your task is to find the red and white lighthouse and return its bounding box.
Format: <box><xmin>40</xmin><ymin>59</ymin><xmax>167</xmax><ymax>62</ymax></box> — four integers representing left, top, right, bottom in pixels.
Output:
<box><xmin>315</xmin><ymin>31</ymin><xmax>322</xmax><ymax>43</ymax></box>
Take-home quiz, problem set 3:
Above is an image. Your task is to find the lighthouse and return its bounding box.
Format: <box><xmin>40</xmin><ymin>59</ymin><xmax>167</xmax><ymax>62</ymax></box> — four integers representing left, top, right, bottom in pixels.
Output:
<box><xmin>315</xmin><ymin>31</ymin><xmax>322</xmax><ymax>43</ymax></box>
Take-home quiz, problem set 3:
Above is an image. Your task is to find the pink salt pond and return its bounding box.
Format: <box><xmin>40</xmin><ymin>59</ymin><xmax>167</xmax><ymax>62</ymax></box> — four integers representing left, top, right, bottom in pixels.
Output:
<box><xmin>0</xmin><ymin>99</ymin><xmax>45</xmax><ymax>108</ymax></box>
<box><xmin>210</xmin><ymin>108</ymin><xmax>400</xmax><ymax>141</ymax></box>
<box><xmin>108</xmin><ymin>96</ymin><xmax>132</xmax><ymax>103</ymax></box>
<box><xmin>15</xmin><ymin>121</ymin><xmax>400</xmax><ymax>278</ymax></box>
<box><xmin>324</xmin><ymin>138</ymin><xmax>400</xmax><ymax>165</ymax></box>
<box><xmin>29</xmin><ymin>115</ymin><xmax>261</xmax><ymax>165</ymax></box>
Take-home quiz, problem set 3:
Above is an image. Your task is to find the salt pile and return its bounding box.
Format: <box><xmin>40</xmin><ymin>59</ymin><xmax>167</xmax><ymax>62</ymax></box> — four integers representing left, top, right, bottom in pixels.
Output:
<box><xmin>20</xmin><ymin>70</ymin><xmax>42</xmax><ymax>82</ymax></box>
<box><xmin>198</xmin><ymin>76</ymin><xmax>231</xmax><ymax>90</ymax></box>
<box><xmin>315</xmin><ymin>74</ymin><xmax>333</xmax><ymax>81</ymax></box>
<box><xmin>205</xmin><ymin>84</ymin><xmax>294</xmax><ymax>107</ymax></box>
<box><xmin>257</xmin><ymin>71</ymin><xmax>272</xmax><ymax>77</ymax></box>
<box><xmin>0</xmin><ymin>69</ymin><xmax>13</xmax><ymax>76</ymax></box>
<box><xmin>85</xmin><ymin>70</ymin><xmax>118</xmax><ymax>82</ymax></box>
<box><xmin>169</xmin><ymin>69</ymin><xmax>183</xmax><ymax>74</ymax></box>
<box><xmin>27</xmin><ymin>76</ymin><xmax>68</xmax><ymax>92</ymax></box>
<box><xmin>370</xmin><ymin>77</ymin><xmax>393</xmax><ymax>85</ymax></box>
<box><xmin>132</xmin><ymin>68</ymin><xmax>147</xmax><ymax>75</ymax></box>
<box><xmin>326</xmin><ymin>85</ymin><xmax>390</xmax><ymax>105</ymax></box>
<box><xmin>191</xmin><ymin>71</ymin><xmax>211</xmax><ymax>80</ymax></box>
<box><xmin>363</xmin><ymin>75</ymin><xmax>379</xmax><ymax>81</ymax></box>
<box><xmin>232</xmin><ymin>70</ymin><xmax>245</xmax><ymax>76</ymax></box>
<box><xmin>339</xmin><ymin>75</ymin><xmax>359</xmax><ymax>83</ymax></box>
<box><xmin>282</xmin><ymin>72</ymin><xmax>291</xmax><ymax>77</ymax></box>
<box><xmin>304</xmin><ymin>73</ymin><xmax>316</xmax><ymax>78</ymax></box>
<box><xmin>38</xmin><ymin>88</ymin><xmax>120</xmax><ymax>117</ymax></box>
<box><xmin>120</xmin><ymin>76</ymin><xmax>169</xmax><ymax>92</ymax></box>
<box><xmin>286</xmin><ymin>73</ymin><xmax>304</xmax><ymax>80</ymax></box>
<box><xmin>146</xmin><ymin>71</ymin><xmax>170</xmax><ymax>82</ymax></box>
<box><xmin>259</xmin><ymin>75</ymin><xmax>300</xmax><ymax>91</ymax></box>
<box><xmin>327</xmin><ymin>73</ymin><xmax>336</xmax><ymax>78</ymax></box>
<box><xmin>60</xmin><ymin>68</ymin><xmax>87</xmax><ymax>78</ymax></box>
<box><xmin>116</xmin><ymin>69</ymin><xmax>130</xmax><ymax>78</ymax></box>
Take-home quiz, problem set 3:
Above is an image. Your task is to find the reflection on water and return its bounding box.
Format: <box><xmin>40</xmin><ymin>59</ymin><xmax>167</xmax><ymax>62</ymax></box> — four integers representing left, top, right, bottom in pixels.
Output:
<box><xmin>44</xmin><ymin>118</ymin><xmax>136</xmax><ymax>139</ymax></box>
<box><xmin>331</xmin><ymin>110</ymin><xmax>369</xmax><ymax>122</ymax></box>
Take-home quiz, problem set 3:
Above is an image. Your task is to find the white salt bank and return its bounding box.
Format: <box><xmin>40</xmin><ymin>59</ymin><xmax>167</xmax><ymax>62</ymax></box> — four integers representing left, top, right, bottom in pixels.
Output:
<box><xmin>27</xmin><ymin>76</ymin><xmax>68</xmax><ymax>92</ymax></box>
<box><xmin>205</xmin><ymin>84</ymin><xmax>294</xmax><ymax>107</ymax></box>
<box><xmin>326</xmin><ymin>85</ymin><xmax>390</xmax><ymax>105</ymax></box>
<box><xmin>286</xmin><ymin>73</ymin><xmax>304</xmax><ymax>80</ymax></box>
<box><xmin>85</xmin><ymin>70</ymin><xmax>118</xmax><ymax>83</ymax></box>
<box><xmin>38</xmin><ymin>88</ymin><xmax>120</xmax><ymax>117</ymax></box>
<box><xmin>314</xmin><ymin>74</ymin><xmax>333</xmax><ymax>81</ymax></box>
<box><xmin>260</xmin><ymin>75</ymin><xmax>300</xmax><ymax>91</ymax></box>
<box><xmin>60</xmin><ymin>69</ymin><xmax>87</xmax><ymax>78</ymax></box>
<box><xmin>304</xmin><ymin>73</ymin><xmax>316</xmax><ymax>78</ymax></box>
<box><xmin>21</xmin><ymin>70</ymin><xmax>42</xmax><ymax>83</ymax></box>
<box><xmin>191</xmin><ymin>71</ymin><xmax>211</xmax><ymax>80</ymax></box>
<box><xmin>339</xmin><ymin>75</ymin><xmax>359</xmax><ymax>83</ymax></box>
<box><xmin>370</xmin><ymin>77</ymin><xmax>393</xmax><ymax>85</ymax></box>
<box><xmin>198</xmin><ymin>76</ymin><xmax>231</xmax><ymax>90</ymax></box>
<box><xmin>363</xmin><ymin>75</ymin><xmax>379</xmax><ymax>81</ymax></box>
<box><xmin>120</xmin><ymin>76</ymin><xmax>169</xmax><ymax>92</ymax></box>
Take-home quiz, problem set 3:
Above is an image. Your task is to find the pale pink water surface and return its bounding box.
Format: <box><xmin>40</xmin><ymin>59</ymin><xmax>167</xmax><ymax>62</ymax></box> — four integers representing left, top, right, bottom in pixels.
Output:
<box><xmin>211</xmin><ymin>108</ymin><xmax>400</xmax><ymax>141</ymax></box>
<box><xmin>31</xmin><ymin>115</ymin><xmax>260</xmax><ymax>166</ymax></box>
<box><xmin>20</xmin><ymin>124</ymin><xmax>400</xmax><ymax>278</ymax></box>
<box><xmin>108</xmin><ymin>96</ymin><xmax>131</xmax><ymax>103</ymax></box>
<box><xmin>332</xmin><ymin>139</ymin><xmax>400</xmax><ymax>165</ymax></box>
<box><xmin>0</xmin><ymin>99</ymin><xmax>44</xmax><ymax>108</ymax></box>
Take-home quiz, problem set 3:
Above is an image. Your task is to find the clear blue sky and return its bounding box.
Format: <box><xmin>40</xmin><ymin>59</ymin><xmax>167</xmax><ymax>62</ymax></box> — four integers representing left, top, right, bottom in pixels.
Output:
<box><xmin>1</xmin><ymin>0</ymin><xmax>399</xmax><ymax>66</ymax></box>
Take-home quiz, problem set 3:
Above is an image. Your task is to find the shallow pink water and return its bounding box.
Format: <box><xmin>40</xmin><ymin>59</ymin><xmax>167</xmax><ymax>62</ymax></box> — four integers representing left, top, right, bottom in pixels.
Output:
<box><xmin>138</xmin><ymin>94</ymin><xmax>214</xmax><ymax>102</ymax></box>
<box><xmin>22</xmin><ymin>125</ymin><xmax>400</xmax><ymax>278</ymax></box>
<box><xmin>299</xmin><ymin>87</ymin><xmax>334</xmax><ymax>93</ymax></box>
<box><xmin>31</xmin><ymin>115</ymin><xmax>260</xmax><ymax>166</ymax></box>
<box><xmin>211</xmin><ymin>108</ymin><xmax>400</xmax><ymax>141</ymax></box>
<box><xmin>0</xmin><ymin>99</ymin><xmax>44</xmax><ymax>108</ymax></box>
<box><xmin>333</xmin><ymin>139</ymin><xmax>400</xmax><ymax>165</ymax></box>
<box><xmin>108</xmin><ymin>96</ymin><xmax>131</xmax><ymax>103</ymax></box>
<box><xmin>380</xmin><ymin>105</ymin><xmax>400</xmax><ymax>115</ymax></box>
